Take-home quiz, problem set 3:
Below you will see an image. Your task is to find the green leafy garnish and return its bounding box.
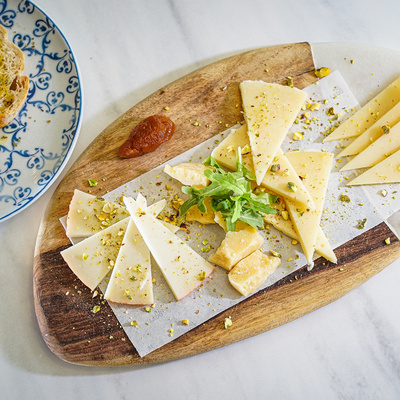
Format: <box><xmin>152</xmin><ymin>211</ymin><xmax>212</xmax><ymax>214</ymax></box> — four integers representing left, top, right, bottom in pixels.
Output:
<box><xmin>179</xmin><ymin>148</ymin><xmax>277</xmax><ymax>231</ymax></box>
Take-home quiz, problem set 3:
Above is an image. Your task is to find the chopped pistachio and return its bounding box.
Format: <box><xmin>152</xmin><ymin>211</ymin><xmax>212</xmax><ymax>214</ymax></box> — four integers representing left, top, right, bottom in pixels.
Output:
<box><xmin>287</xmin><ymin>182</ymin><xmax>297</xmax><ymax>192</ymax></box>
<box><xmin>339</xmin><ymin>194</ymin><xmax>351</xmax><ymax>202</ymax></box>
<box><xmin>224</xmin><ymin>316</ymin><xmax>233</xmax><ymax>329</ymax></box>
<box><xmin>88</xmin><ymin>179</ymin><xmax>98</xmax><ymax>187</ymax></box>
<box><xmin>270</xmin><ymin>250</ymin><xmax>281</xmax><ymax>258</ymax></box>
<box><xmin>381</xmin><ymin>124</ymin><xmax>390</xmax><ymax>134</ymax></box>
<box><xmin>315</xmin><ymin>67</ymin><xmax>331</xmax><ymax>78</ymax></box>
<box><xmin>385</xmin><ymin>237</ymin><xmax>391</xmax><ymax>245</ymax></box>
<box><xmin>358</xmin><ymin>218</ymin><xmax>367</xmax><ymax>229</ymax></box>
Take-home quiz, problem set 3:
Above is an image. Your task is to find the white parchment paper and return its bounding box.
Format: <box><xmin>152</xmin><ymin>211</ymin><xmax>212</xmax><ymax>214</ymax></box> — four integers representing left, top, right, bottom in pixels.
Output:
<box><xmin>62</xmin><ymin>71</ymin><xmax>400</xmax><ymax>357</ymax></box>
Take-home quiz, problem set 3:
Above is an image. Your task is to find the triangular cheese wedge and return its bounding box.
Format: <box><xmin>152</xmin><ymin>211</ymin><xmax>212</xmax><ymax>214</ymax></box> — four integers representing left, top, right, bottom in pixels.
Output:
<box><xmin>211</xmin><ymin>124</ymin><xmax>315</xmax><ymax>209</ymax></box>
<box><xmin>284</xmin><ymin>151</ymin><xmax>334</xmax><ymax>265</ymax></box>
<box><xmin>341</xmin><ymin>121</ymin><xmax>400</xmax><ymax>171</ymax></box>
<box><xmin>66</xmin><ymin>189</ymin><xmax>129</xmax><ymax>237</ymax></box>
<box><xmin>347</xmin><ymin>148</ymin><xmax>400</xmax><ymax>186</ymax></box>
<box><xmin>123</xmin><ymin>196</ymin><xmax>214</xmax><ymax>301</ymax></box>
<box><xmin>61</xmin><ymin>219</ymin><xmax>129</xmax><ymax>290</ymax></box>
<box><xmin>338</xmin><ymin>101</ymin><xmax>400</xmax><ymax>157</ymax></box>
<box><xmin>240</xmin><ymin>80</ymin><xmax>307</xmax><ymax>185</ymax></box>
<box><xmin>263</xmin><ymin>198</ymin><xmax>336</xmax><ymax>263</ymax></box>
<box><xmin>104</xmin><ymin>218</ymin><xmax>154</xmax><ymax>305</ymax></box>
<box><xmin>324</xmin><ymin>76</ymin><xmax>400</xmax><ymax>142</ymax></box>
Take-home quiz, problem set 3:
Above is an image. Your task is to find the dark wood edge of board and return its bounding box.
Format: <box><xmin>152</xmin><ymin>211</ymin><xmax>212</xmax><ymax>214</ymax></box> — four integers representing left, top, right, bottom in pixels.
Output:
<box><xmin>33</xmin><ymin>221</ymin><xmax>400</xmax><ymax>366</ymax></box>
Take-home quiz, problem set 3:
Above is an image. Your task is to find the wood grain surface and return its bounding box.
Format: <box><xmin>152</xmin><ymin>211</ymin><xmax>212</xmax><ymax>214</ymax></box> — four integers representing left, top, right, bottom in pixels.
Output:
<box><xmin>33</xmin><ymin>42</ymin><xmax>400</xmax><ymax>366</ymax></box>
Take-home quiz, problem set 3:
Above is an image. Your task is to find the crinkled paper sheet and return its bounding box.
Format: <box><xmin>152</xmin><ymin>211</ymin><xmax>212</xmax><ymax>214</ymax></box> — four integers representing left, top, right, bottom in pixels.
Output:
<box><xmin>63</xmin><ymin>71</ymin><xmax>400</xmax><ymax>357</ymax></box>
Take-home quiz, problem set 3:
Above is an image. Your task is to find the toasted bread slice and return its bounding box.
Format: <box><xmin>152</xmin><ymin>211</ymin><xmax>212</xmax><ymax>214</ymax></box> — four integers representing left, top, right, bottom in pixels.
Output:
<box><xmin>0</xmin><ymin>25</ymin><xmax>29</xmax><ymax>128</ymax></box>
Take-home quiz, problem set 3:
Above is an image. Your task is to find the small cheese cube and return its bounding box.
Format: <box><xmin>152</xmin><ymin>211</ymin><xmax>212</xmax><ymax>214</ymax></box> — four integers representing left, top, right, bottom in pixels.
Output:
<box><xmin>208</xmin><ymin>226</ymin><xmax>263</xmax><ymax>270</ymax></box>
<box><xmin>228</xmin><ymin>250</ymin><xmax>281</xmax><ymax>296</ymax></box>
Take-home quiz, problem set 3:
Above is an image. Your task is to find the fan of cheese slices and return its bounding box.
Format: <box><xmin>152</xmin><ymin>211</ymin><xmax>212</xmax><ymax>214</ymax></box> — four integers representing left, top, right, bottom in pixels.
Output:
<box><xmin>324</xmin><ymin>75</ymin><xmax>400</xmax><ymax>186</ymax></box>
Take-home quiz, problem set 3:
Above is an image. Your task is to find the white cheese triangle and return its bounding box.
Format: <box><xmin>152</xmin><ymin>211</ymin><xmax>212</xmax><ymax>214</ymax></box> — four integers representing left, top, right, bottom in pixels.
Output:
<box><xmin>123</xmin><ymin>196</ymin><xmax>214</xmax><ymax>301</ymax></box>
<box><xmin>338</xmin><ymin>101</ymin><xmax>400</xmax><ymax>157</ymax></box>
<box><xmin>324</xmin><ymin>76</ymin><xmax>400</xmax><ymax>142</ymax></box>
<box><xmin>104</xmin><ymin>218</ymin><xmax>154</xmax><ymax>305</ymax></box>
<box><xmin>284</xmin><ymin>151</ymin><xmax>334</xmax><ymax>265</ymax></box>
<box><xmin>240</xmin><ymin>80</ymin><xmax>307</xmax><ymax>185</ymax></box>
<box><xmin>61</xmin><ymin>219</ymin><xmax>128</xmax><ymax>290</ymax></box>
<box><xmin>211</xmin><ymin>124</ymin><xmax>315</xmax><ymax>209</ymax></box>
<box><xmin>347</xmin><ymin>148</ymin><xmax>400</xmax><ymax>186</ymax></box>
<box><xmin>341</xmin><ymin>121</ymin><xmax>400</xmax><ymax>171</ymax></box>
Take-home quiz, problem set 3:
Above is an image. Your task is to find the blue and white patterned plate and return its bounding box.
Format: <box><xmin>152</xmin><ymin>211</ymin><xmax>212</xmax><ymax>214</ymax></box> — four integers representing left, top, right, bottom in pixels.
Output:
<box><xmin>0</xmin><ymin>0</ymin><xmax>82</xmax><ymax>222</ymax></box>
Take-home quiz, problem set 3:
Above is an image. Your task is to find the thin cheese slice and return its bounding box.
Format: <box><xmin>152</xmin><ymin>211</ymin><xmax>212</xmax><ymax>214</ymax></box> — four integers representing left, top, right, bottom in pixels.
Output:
<box><xmin>340</xmin><ymin>121</ymin><xmax>400</xmax><ymax>171</ymax></box>
<box><xmin>104</xmin><ymin>218</ymin><xmax>154</xmax><ymax>305</ymax></box>
<box><xmin>324</xmin><ymin>76</ymin><xmax>400</xmax><ymax>142</ymax></box>
<box><xmin>61</xmin><ymin>219</ymin><xmax>128</xmax><ymax>290</ymax></box>
<box><xmin>66</xmin><ymin>189</ymin><xmax>129</xmax><ymax>237</ymax></box>
<box><xmin>338</xmin><ymin>101</ymin><xmax>400</xmax><ymax>157</ymax></box>
<box><xmin>211</xmin><ymin>124</ymin><xmax>315</xmax><ymax>209</ymax></box>
<box><xmin>285</xmin><ymin>151</ymin><xmax>334</xmax><ymax>265</ymax></box>
<box><xmin>263</xmin><ymin>200</ymin><xmax>337</xmax><ymax>263</ymax></box>
<box><xmin>164</xmin><ymin>163</ymin><xmax>211</xmax><ymax>188</ymax></box>
<box><xmin>347</xmin><ymin>148</ymin><xmax>400</xmax><ymax>186</ymax></box>
<box><xmin>240</xmin><ymin>80</ymin><xmax>307</xmax><ymax>185</ymax></box>
<box><xmin>123</xmin><ymin>196</ymin><xmax>214</xmax><ymax>301</ymax></box>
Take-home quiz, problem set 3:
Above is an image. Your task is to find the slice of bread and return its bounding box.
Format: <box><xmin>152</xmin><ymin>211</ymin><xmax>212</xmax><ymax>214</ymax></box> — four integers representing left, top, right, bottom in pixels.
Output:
<box><xmin>0</xmin><ymin>25</ymin><xmax>29</xmax><ymax>128</ymax></box>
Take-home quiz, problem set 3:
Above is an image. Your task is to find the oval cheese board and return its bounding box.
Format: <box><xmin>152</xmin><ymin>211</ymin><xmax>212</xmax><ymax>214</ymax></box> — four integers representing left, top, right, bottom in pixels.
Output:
<box><xmin>33</xmin><ymin>42</ymin><xmax>400</xmax><ymax>366</ymax></box>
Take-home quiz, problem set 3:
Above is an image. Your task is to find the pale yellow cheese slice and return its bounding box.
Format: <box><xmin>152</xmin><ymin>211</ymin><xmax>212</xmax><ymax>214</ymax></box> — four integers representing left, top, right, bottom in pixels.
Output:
<box><xmin>211</xmin><ymin>124</ymin><xmax>315</xmax><ymax>209</ymax></box>
<box><xmin>164</xmin><ymin>163</ymin><xmax>211</xmax><ymax>188</ymax></box>
<box><xmin>123</xmin><ymin>196</ymin><xmax>214</xmax><ymax>301</ymax></box>
<box><xmin>263</xmin><ymin>202</ymin><xmax>337</xmax><ymax>263</ymax></box>
<box><xmin>61</xmin><ymin>219</ymin><xmax>128</xmax><ymax>290</ymax></box>
<box><xmin>285</xmin><ymin>151</ymin><xmax>334</xmax><ymax>265</ymax></box>
<box><xmin>104</xmin><ymin>218</ymin><xmax>154</xmax><ymax>305</ymax></box>
<box><xmin>66</xmin><ymin>189</ymin><xmax>129</xmax><ymax>237</ymax></box>
<box><xmin>208</xmin><ymin>225</ymin><xmax>264</xmax><ymax>271</ymax></box>
<box><xmin>324</xmin><ymin>76</ymin><xmax>400</xmax><ymax>142</ymax></box>
<box><xmin>240</xmin><ymin>80</ymin><xmax>307</xmax><ymax>185</ymax></box>
<box><xmin>340</xmin><ymin>121</ymin><xmax>400</xmax><ymax>171</ymax></box>
<box><xmin>186</xmin><ymin>197</ymin><xmax>215</xmax><ymax>224</ymax></box>
<box><xmin>338</xmin><ymin>101</ymin><xmax>400</xmax><ymax>157</ymax></box>
<box><xmin>228</xmin><ymin>250</ymin><xmax>281</xmax><ymax>296</ymax></box>
<box><xmin>347</xmin><ymin>148</ymin><xmax>400</xmax><ymax>186</ymax></box>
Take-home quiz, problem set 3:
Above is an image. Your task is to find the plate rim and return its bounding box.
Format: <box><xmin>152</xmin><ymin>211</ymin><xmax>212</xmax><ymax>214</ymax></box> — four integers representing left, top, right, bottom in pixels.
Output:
<box><xmin>0</xmin><ymin>0</ymin><xmax>84</xmax><ymax>223</ymax></box>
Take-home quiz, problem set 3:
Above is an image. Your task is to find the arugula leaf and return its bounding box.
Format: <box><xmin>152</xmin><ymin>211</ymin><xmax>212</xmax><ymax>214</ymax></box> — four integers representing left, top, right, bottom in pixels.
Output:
<box><xmin>178</xmin><ymin>153</ymin><xmax>277</xmax><ymax>231</ymax></box>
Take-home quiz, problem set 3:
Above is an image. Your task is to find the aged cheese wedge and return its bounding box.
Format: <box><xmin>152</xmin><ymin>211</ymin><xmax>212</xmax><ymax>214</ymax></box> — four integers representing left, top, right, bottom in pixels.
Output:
<box><xmin>228</xmin><ymin>250</ymin><xmax>281</xmax><ymax>296</ymax></box>
<box><xmin>263</xmin><ymin>199</ymin><xmax>337</xmax><ymax>263</ymax></box>
<box><xmin>208</xmin><ymin>225</ymin><xmax>264</xmax><ymax>271</ymax></box>
<box><xmin>61</xmin><ymin>219</ymin><xmax>128</xmax><ymax>290</ymax></box>
<box><xmin>186</xmin><ymin>197</ymin><xmax>215</xmax><ymax>224</ymax></box>
<box><xmin>66</xmin><ymin>189</ymin><xmax>129</xmax><ymax>237</ymax></box>
<box><xmin>164</xmin><ymin>163</ymin><xmax>211</xmax><ymax>188</ymax></box>
<box><xmin>338</xmin><ymin>101</ymin><xmax>400</xmax><ymax>157</ymax></box>
<box><xmin>123</xmin><ymin>196</ymin><xmax>214</xmax><ymax>301</ymax></box>
<box><xmin>324</xmin><ymin>76</ymin><xmax>400</xmax><ymax>142</ymax></box>
<box><xmin>347</xmin><ymin>148</ymin><xmax>400</xmax><ymax>186</ymax></box>
<box><xmin>340</xmin><ymin>121</ymin><xmax>400</xmax><ymax>171</ymax></box>
<box><xmin>240</xmin><ymin>80</ymin><xmax>307</xmax><ymax>185</ymax></box>
<box><xmin>104</xmin><ymin>218</ymin><xmax>154</xmax><ymax>305</ymax></box>
<box><xmin>284</xmin><ymin>151</ymin><xmax>334</xmax><ymax>265</ymax></box>
<box><xmin>211</xmin><ymin>124</ymin><xmax>315</xmax><ymax>209</ymax></box>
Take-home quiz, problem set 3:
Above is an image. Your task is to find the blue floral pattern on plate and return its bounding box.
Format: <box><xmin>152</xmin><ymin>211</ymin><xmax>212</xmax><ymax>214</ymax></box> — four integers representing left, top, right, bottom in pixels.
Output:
<box><xmin>0</xmin><ymin>0</ymin><xmax>82</xmax><ymax>222</ymax></box>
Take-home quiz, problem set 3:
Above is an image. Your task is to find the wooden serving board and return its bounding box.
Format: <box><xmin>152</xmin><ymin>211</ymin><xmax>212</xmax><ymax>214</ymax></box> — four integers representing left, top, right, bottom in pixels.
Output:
<box><xmin>33</xmin><ymin>42</ymin><xmax>400</xmax><ymax>366</ymax></box>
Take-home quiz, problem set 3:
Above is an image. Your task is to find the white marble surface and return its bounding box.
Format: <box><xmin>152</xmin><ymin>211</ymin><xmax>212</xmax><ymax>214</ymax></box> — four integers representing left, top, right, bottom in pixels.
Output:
<box><xmin>1</xmin><ymin>0</ymin><xmax>400</xmax><ymax>398</ymax></box>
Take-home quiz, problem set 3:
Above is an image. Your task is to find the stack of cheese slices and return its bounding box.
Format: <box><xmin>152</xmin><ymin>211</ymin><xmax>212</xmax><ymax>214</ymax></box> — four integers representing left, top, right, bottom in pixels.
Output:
<box><xmin>323</xmin><ymin>76</ymin><xmax>400</xmax><ymax>186</ymax></box>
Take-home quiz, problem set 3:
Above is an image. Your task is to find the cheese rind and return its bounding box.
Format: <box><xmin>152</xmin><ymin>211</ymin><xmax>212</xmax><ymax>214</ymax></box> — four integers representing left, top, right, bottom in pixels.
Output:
<box><xmin>240</xmin><ymin>80</ymin><xmax>307</xmax><ymax>185</ymax></box>
<box><xmin>347</xmin><ymin>148</ymin><xmax>400</xmax><ymax>186</ymax></box>
<box><xmin>104</xmin><ymin>218</ymin><xmax>154</xmax><ymax>305</ymax></box>
<box><xmin>123</xmin><ymin>196</ymin><xmax>214</xmax><ymax>301</ymax></box>
<box><xmin>340</xmin><ymin>121</ymin><xmax>400</xmax><ymax>171</ymax></box>
<box><xmin>208</xmin><ymin>225</ymin><xmax>264</xmax><ymax>271</ymax></box>
<box><xmin>61</xmin><ymin>219</ymin><xmax>128</xmax><ymax>290</ymax></box>
<box><xmin>285</xmin><ymin>151</ymin><xmax>334</xmax><ymax>265</ymax></box>
<box><xmin>211</xmin><ymin>124</ymin><xmax>315</xmax><ymax>209</ymax></box>
<box><xmin>324</xmin><ymin>76</ymin><xmax>400</xmax><ymax>142</ymax></box>
<box><xmin>228</xmin><ymin>250</ymin><xmax>281</xmax><ymax>296</ymax></box>
<box><xmin>338</xmin><ymin>101</ymin><xmax>400</xmax><ymax>157</ymax></box>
